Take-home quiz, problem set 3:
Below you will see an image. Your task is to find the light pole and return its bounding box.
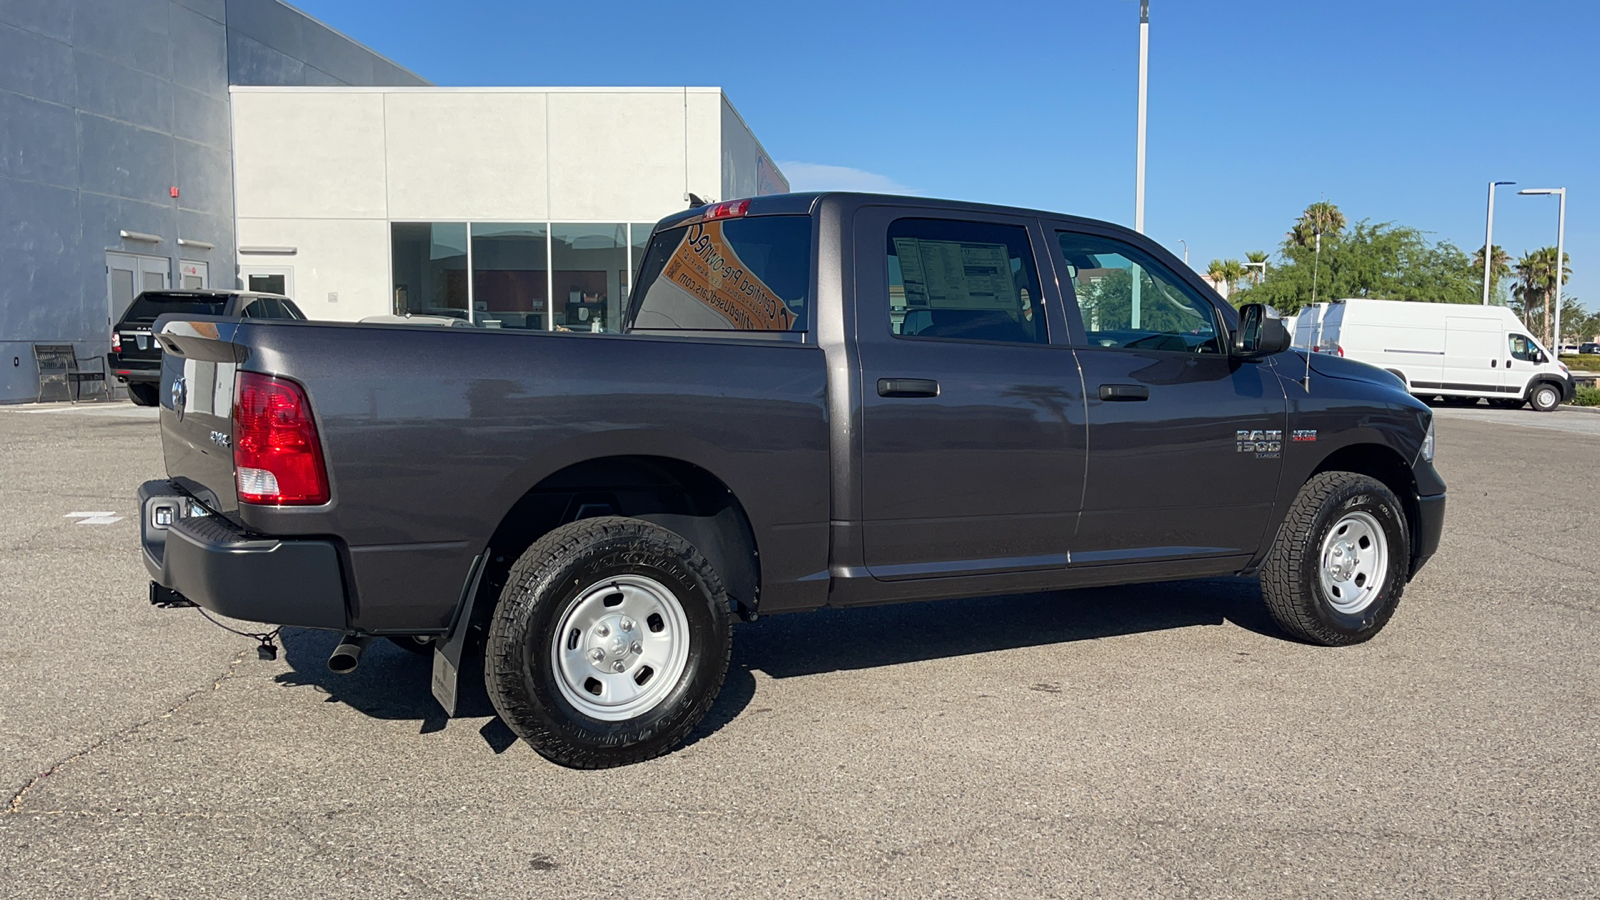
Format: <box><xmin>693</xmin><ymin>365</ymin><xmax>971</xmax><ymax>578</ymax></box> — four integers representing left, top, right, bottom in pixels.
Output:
<box><xmin>1482</xmin><ymin>180</ymin><xmax>1514</xmax><ymax>305</ymax></box>
<box><xmin>1177</xmin><ymin>238</ymin><xmax>1188</xmax><ymax>265</ymax></box>
<box><xmin>1134</xmin><ymin>0</ymin><xmax>1149</xmax><ymax>234</ymax></box>
<box><xmin>1243</xmin><ymin>260</ymin><xmax>1267</xmax><ymax>287</ymax></box>
<box><xmin>1518</xmin><ymin>188</ymin><xmax>1567</xmax><ymax>349</ymax></box>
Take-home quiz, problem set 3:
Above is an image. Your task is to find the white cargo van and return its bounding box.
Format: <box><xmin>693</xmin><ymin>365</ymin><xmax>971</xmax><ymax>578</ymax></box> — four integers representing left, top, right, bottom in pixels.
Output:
<box><xmin>1294</xmin><ymin>298</ymin><xmax>1574</xmax><ymax>411</ymax></box>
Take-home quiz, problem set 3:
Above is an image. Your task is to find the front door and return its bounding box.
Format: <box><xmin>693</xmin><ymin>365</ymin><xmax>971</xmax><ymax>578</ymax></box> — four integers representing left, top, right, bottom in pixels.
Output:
<box><xmin>854</xmin><ymin>208</ymin><xmax>1085</xmax><ymax>580</ymax></box>
<box><xmin>239</xmin><ymin>266</ymin><xmax>293</xmax><ymax>299</ymax></box>
<box><xmin>1504</xmin><ymin>332</ymin><xmax>1543</xmax><ymax>396</ymax></box>
<box><xmin>1049</xmin><ymin>226</ymin><xmax>1287</xmax><ymax>565</ymax></box>
<box><xmin>178</xmin><ymin>260</ymin><xmax>208</xmax><ymax>290</ymax></box>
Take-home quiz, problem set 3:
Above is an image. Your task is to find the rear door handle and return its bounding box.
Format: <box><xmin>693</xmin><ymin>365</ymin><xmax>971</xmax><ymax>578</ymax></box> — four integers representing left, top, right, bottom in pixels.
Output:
<box><xmin>877</xmin><ymin>378</ymin><xmax>939</xmax><ymax>398</ymax></box>
<box><xmin>1098</xmin><ymin>383</ymin><xmax>1150</xmax><ymax>401</ymax></box>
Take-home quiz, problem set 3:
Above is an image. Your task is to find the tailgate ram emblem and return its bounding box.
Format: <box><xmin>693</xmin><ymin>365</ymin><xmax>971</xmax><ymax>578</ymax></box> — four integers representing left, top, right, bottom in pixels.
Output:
<box><xmin>171</xmin><ymin>377</ymin><xmax>186</xmax><ymax>420</ymax></box>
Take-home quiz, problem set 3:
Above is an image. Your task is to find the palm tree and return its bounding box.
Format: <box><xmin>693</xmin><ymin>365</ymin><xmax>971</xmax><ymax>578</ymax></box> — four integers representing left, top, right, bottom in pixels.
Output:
<box><xmin>1288</xmin><ymin>201</ymin><xmax>1346</xmax><ymax>248</ymax></box>
<box><xmin>1206</xmin><ymin>259</ymin><xmax>1231</xmax><ymax>298</ymax></box>
<box><xmin>1221</xmin><ymin>259</ymin><xmax>1247</xmax><ymax>295</ymax></box>
<box><xmin>1245</xmin><ymin>251</ymin><xmax>1269</xmax><ymax>287</ymax></box>
<box><xmin>1472</xmin><ymin>243</ymin><xmax>1511</xmax><ymax>301</ymax></box>
<box><xmin>1513</xmin><ymin>247</ymin><xmax>1573</xmax><ymax>346</ymax></box>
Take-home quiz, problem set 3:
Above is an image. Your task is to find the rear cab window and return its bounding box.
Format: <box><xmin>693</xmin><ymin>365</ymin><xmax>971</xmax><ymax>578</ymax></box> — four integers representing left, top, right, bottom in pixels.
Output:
<box><xmin>887</xmin><ymin>218</ymin><xmax>1046</xmax><ymax>345</ymax></box>
<box><xmin>628</xmin><ymin>216</ymin><xmax>811</xmax><ymax>333</ymax></box>
<box><xmin>123</xmin><ymin>293</ymin><xmax>229</xmax><ymax>324</ymax></box>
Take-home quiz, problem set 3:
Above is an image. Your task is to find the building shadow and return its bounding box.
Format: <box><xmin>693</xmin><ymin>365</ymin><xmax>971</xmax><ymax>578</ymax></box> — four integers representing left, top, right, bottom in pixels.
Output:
<box><xmin>272</xmin><ymin>576</ymin><xmax>1282</xmax><ymax>752</ymax></box>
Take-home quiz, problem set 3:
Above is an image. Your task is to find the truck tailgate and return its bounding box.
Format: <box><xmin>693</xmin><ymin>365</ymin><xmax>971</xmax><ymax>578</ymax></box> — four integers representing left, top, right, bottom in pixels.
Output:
<box><xmin>156</xmin><ymin>318</ymin><xmax>245</xmax><ymax>517</ymax></box>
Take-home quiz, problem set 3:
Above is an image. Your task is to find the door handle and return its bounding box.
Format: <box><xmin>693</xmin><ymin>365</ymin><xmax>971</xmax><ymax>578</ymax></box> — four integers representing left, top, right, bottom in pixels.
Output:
<box><xmin>877</xmin><ymin>378</ymin><xmax>939</xmax><ymax>398</ymax></box>
<box><xmin>1491</xmin><ymin>360</ymin><xmax>1497</xmax><ymax>367</ymax></box>
<box><xmin>1098</xmin><ymin>383</ymin><xmax>1150</xmax><ymax>401</ymax></box>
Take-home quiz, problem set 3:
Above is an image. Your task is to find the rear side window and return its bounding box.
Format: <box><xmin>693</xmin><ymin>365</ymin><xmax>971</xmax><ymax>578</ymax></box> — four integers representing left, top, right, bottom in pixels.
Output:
<box><xmin>888</xmin><ymin>218</ymin><xmax>1046</xmax><ymax>344</ymax></box>
<box><xmin>630</xmin><ymin>216</ymin><xmax>810</xmax><ymax>331</ymax></box>
<box><xmin>123</xmin><ymin>293</ymin><xmax>228</xmax><ymax>322</ymax></box>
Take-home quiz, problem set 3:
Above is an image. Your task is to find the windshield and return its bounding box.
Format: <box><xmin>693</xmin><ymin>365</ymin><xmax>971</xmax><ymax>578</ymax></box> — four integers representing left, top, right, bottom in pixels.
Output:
<box><xmin>123</xmin><ymin>293</ymin><xmax>229</xmax><ymax>322</ymax></box>
<box><xmin>628</xmin><ymin>215</ymin><xmax>811</xmax><ymax>331</ymax></box>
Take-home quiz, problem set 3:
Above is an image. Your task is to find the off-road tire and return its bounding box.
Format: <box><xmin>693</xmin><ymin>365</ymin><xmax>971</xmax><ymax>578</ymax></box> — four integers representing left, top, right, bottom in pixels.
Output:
<box><xmin>484</xmin><ymin>516</ymin><xmax>732</xmax><ymax>768</ymax></box>
<box><xmin>1529</xmin><ymin>381</ymin><xmax>1563</xmax><ymax>413</ymax></box>
<box><xmin>127</xmin><ymin>383</ymin><xmax>158</xmax><ymax>406</ymax></box>
<box><xmin>1260</xmin><ymin>472</ymin><xmax>1410</xmax><ymax>646</ymax></box>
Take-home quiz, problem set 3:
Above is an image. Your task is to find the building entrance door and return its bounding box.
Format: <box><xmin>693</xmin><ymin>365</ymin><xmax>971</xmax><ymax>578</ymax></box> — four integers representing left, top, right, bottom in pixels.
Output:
<box><xmin>178</xmin><ymin>260</ymin><xmax>209</xmax><ymax>289</ymax></box>
<box><xmin>106</xmin><ymin>253</ymin><xmax>170</xmax><ymax>328</ymax></box>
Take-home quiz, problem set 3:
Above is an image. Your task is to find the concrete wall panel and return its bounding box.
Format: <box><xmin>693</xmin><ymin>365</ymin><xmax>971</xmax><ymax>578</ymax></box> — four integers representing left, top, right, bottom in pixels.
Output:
<box><xmin>384</xmin><ymin>91</ymin><xmax>548</xmax><ymax>221</ymax></box>
<box><xmin>77</xmin><ymin>113</ymin><xmax>177</xmax><ymax>203</ymax></box>
<box><xmin>171</xmin><ymin>84</ymin><xmax>230</xmax><ymax>148</ymax></box>
<box><xmin>0</xmin><ymin>0</ymin><xmax>73</xmax><ymax>41</ymax></box>
<box><xmin>72</xmin><ymin>0</ymin><xmax>173</xmax><ymax>81</ymax></box>
<box><xmin>173</xmin><ymin>0</ymin><xmax>226</xmax><ymax>25</ymax></box>
<box><xmin>0</xmin><ymin>91</ymin><xmax>80</xmax><ymax>188</ymax></box>
<box><xmin>235</xmin><ymin>217</ymin><xmax>390</xmax><ymax>321</ymax></box>
<box><xmin>231</xmin><ymin>91</ymin><xmax>386</xmax><ymax>219</ymax></box>
<box><xmin>168</xmin><ymin>3</ymin><xmax>228</xmax><ymax>96</ymax></box>
<box><xmin>74</xmin><ymin>50</ymin><xmax>174</xmax><ymax>133</ymax></box>
<box><xmin>0</xmin><ymin>21</ymin><xmax>76</xmax><ymax>105</ymax></box>
<box><xmin>0</xmin><ymin>177</ymin><xmax>83</xmax><ymax>337</ymax></box>
<box><xmin>547</xmin><ymin>92</ymin><xmax>687</xmax><ymax>222</ymax></box>
<box><xmin>174</xmin><ymin>139</ymin><xmax>230</xmax><ymax>216</ymax></box>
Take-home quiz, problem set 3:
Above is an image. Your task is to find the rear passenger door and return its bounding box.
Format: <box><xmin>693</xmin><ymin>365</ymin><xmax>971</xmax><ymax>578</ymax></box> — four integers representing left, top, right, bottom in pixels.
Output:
<box><xmin>1048</xmin><ymin>225</ymin><xmax>1287</xmax><ymax>566</ymax></box>
<box><xmin>853</xmin><ymin>208</ymin><xmax>1086</xmax><ymax>580</ymax></box>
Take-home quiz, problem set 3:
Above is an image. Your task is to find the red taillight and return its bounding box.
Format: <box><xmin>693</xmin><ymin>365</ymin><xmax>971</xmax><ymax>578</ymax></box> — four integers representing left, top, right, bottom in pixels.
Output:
<box><xmin>704</xmin><ymin>198</ymin><xmax>750</xmax><ymax>220</ymax></box>
<box><xmin>111</xmin><ymin>332</ymin><xmax>121</xmax><ymax>353</ymax></box>
<box><xmin>233</xmin><ymin>372</ymin><xmax>328</xmax><ymax>506</ymax></box>
<box><xmin>1336</xmin><ymin>344</ymin><xmax>1345</xmax><ymax>357</ymax></box>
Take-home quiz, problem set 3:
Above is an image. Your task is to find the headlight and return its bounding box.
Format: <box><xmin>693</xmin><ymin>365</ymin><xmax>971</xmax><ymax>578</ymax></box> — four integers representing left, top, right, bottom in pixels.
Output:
<box><xmin>1420</xmin><ymin>417</ymin><xmax>1435</xmax><ymax>463</ymax></box>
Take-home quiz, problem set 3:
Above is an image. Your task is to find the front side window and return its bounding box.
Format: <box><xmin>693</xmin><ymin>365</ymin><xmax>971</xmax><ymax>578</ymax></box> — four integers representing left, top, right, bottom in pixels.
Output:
<box><xmin>630</xmin><ymin>216</ymin><xmax>810</xmax><ymax>331</ymax></box>
<box><xmin>1509</xmin><ymin>334</ymin><xmax>1539</xmax><ymax>362</ymax></box>
<box><xmin>1057</xmin><ymin>232</ymin><xmax>1221</xmax><ymax>354</ymax></box>
<box><xmin>887</xmin><ymin>218</ymin><xmax>1045</xmax><ymax>344</ymax></box>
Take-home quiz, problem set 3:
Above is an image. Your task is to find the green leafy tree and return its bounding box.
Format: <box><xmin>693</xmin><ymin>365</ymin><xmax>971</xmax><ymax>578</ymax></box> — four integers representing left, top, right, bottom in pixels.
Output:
<box><xmin>1236</xmin><ymin>218</ymin><xmax>1477</xmax><ymax>314</ymax></box>
<box><xmin>1079</xmin><ymin>267</ymin><xmax>1212</xmax><ymax>335</ymax></box>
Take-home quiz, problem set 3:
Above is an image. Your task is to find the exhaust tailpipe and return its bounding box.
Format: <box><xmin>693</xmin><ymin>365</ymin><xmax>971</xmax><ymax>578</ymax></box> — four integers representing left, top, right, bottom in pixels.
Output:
<box><xmin>327</xmin><ymin>634</ymin><xmax>372</xmax><ymax>673</ymax></box>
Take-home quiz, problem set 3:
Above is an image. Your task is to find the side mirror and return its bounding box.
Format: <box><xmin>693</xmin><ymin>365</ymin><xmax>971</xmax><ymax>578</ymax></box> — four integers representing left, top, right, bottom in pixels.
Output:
<box><xmin>1232</xmin><ymin>303</ymin><xmax>1291</xmax><ymax>357</ymax></box>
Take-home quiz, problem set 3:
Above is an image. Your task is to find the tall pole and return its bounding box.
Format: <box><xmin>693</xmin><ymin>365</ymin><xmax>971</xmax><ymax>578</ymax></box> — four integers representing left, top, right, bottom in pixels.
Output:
<box><xmin>1554</xmin><ymin>188</ymin><xmax>1566</xmax><ymax>350</ymax></box>
<box><xmin>1135</xmin><ymin>0</ymin><xmax>1149</xmax><ymax>234</ymax></box>
<box><xmin>1482</xmin><ymin>182</ymin><xmax>1510</xmax><ymax>304</ymax></box>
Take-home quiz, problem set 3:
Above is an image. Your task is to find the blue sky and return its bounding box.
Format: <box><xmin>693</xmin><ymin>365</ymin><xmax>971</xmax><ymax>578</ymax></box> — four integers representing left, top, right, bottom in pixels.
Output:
<box><xmin>295</xmin><ymin>0</ymin><xmax>1598</xmax><ymax>310</ymax></box>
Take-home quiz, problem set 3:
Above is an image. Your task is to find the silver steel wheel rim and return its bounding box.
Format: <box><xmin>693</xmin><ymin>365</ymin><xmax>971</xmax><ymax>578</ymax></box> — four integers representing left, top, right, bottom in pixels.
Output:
<box><xmin>1536</xmin><ymin>386</ymin><xmax>1558</xmax><ymax>408</ymax></box>
<box><xmin>550</xmin><ymin>574</ymin><xmax>690</xmax><ymax>722</ymax></box>
<box><xmin>1318</xmin><ymin>510</ymin><xmax>1389</xmax><ymax>615</ymax></box>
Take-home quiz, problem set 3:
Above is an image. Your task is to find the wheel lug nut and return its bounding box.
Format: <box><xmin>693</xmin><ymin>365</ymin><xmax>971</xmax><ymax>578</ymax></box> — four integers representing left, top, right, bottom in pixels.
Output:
<box><xmin>630</xmin><ymin>641</ymin><xmax>642</xmax><ymax>654</ymax></box>
<box><xmin>596</xmin><ymin>624</ymin><xmax>610</xmax><ymax>637</ymax></box>
<box><xmin>620</xmin><ymin>617</ymin><xmax>635</xmax><ymax>632</ymax></box>
<box><xmin>589</xmin><ymin>648</ymin><xmax>605</xmax><ymax>662</ymax></box>
<box><xmin>612</xmin><ymin>661</ymin><xmax>626</xmax><ymax>673</ymax></box>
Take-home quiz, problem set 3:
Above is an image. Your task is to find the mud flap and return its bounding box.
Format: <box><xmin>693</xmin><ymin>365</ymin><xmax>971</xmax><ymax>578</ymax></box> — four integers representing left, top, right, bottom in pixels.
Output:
<box><xmin>431</xmin><ymin>554</ymin><xmax>486</xmax><ymax>716</ymax></box>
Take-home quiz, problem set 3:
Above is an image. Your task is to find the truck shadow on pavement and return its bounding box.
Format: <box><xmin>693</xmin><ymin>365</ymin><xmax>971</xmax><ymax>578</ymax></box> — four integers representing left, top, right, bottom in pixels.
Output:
<box><xmin>270</xmin><ymin>576</ymin><xmax>1282</xmax><ymax>754</ymax></box>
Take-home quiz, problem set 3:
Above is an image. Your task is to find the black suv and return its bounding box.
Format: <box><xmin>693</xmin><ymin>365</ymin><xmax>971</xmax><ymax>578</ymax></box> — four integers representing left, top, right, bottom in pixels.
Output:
<box><xmin>109</xmin><ymin>290</ymin><xmax>304</xmax><ymax>405</ymax></box>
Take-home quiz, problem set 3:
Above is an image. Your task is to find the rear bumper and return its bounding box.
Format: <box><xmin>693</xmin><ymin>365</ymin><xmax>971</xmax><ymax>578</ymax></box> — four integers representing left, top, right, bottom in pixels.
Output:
<box><xmin>1410</xmin><ymin>491</ymin><xmax>1446</xmax><ymax>577</ymax></box>
<box><xmin>108</xmin><ymin>354</ymin><xmax>160</xmax><ymax>383</ymax></box>
<box><xmin>139</xmin><ymin>480</ymin><xmax>348</xmax><ymax>630</ymax></box>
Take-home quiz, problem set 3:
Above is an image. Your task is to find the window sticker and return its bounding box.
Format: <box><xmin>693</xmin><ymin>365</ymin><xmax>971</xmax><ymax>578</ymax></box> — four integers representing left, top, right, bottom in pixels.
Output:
<box><xmin>648</xmin><ymin>221</ymin><xmax>797</xmax><ymax>331</ymax></box>
<box><xmin>892</xmin><ymin>238</ymin><xmax>1019</xmax><ymax>311</ymax></box>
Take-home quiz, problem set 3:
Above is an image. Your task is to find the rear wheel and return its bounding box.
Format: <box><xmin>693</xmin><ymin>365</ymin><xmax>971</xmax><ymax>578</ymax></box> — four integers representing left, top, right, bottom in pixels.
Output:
<box><xmin>1260</xmin><ymin>472</ymin><xmax>1410</xmax><ymax>646</ymax></box>
<box><xmin>485</xmin><ymin>516</ymin><xmax>732</xmax><ymax>768</ymax></box>
<box><xmin>127</xmin><ymin>383</ymin><xmax>158</xmax><ymax>406</ymax></box>
<box><xmin>1529</xmin><ymin>381</ymin><xmax>1563</xmax><ymax>412</ymax></box>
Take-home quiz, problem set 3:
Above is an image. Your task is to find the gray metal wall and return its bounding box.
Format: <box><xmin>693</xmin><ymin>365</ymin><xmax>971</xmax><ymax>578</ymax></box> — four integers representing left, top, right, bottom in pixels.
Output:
<box><xmin>0</xmin><ymin>0</ymin><xmax>427</xmax><ymax>403</ymax></box>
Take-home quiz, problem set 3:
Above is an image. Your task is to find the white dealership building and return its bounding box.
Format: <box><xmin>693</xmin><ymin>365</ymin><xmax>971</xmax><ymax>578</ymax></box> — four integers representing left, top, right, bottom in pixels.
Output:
<box><xmin>231</xmin><ymin>86</ymin><xmax>786</xmax><ymax>335</ymax></box>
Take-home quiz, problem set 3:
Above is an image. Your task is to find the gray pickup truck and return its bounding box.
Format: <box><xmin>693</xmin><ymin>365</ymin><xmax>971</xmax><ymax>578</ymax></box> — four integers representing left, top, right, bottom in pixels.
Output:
<box><xmin>140</xmin><ymin>193</ymin><xmax>1445</xmax><ymax>768</ymax></box>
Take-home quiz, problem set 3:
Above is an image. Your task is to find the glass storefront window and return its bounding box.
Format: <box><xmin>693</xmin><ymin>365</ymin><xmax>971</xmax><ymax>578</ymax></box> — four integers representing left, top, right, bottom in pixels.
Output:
<box><xmin>628</xmin><ymin>222</ymin><xmax>654</xmax><ymax>305</ymax></box>
<box><xmin>391</xmin><ymin>223</ymin><xmax>468</xmax><ymax>319</ymax></box>
<box><xmin>471</xmin><ymin>223</ymin><xmax>549</xmax><ymax>330</ymax></box>
<box><xmin>552</xmin><ymin>224</ymin><xmax>629</xmax><ymax>333</ymax></box>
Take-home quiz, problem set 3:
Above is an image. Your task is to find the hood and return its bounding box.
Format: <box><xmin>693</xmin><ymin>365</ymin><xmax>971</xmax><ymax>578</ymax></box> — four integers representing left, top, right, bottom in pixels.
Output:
<box><xmin>1301</xmin><ymin>352</ymin><xmax>1406</xmax><ymax>391</ymax></box>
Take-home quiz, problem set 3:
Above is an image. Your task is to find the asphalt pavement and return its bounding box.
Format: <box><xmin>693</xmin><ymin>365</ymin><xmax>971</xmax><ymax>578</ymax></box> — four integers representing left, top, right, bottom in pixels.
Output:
<box><xmin>1</xmin><ymin>401</ymin><xmax>1596</xmax><ymax>898</ymax></box>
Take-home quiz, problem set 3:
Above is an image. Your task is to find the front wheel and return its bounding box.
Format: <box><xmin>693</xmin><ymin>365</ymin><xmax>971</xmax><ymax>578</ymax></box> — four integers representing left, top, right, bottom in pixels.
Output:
<box><xmin>1260</xmin><ymin>472</ymin><xmax>1411</xmax><ymax>646</ymax></box>
<box><xmin>485</xmin><ymin>517</ymin><xmax>732</xmax><ymax>768</ymax></box>
<box><xmin>1529</xmin><ymin>381</ymin><xmax>1563</xmax><ymax>412</ymax></box>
